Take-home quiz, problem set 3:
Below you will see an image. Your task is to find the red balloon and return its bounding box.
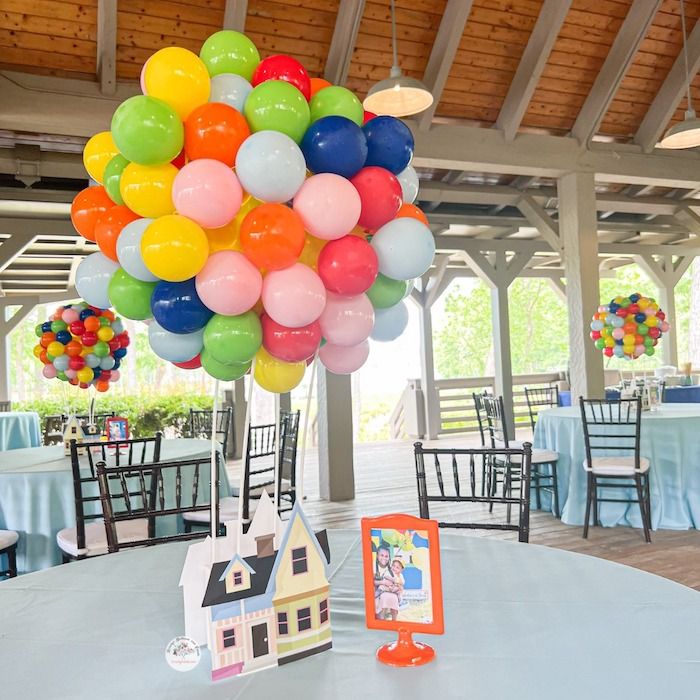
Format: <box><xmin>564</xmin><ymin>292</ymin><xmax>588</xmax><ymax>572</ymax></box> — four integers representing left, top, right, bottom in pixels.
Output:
<box><xmin>627</xmin><ymin>303</ymin><xmax>639</xmax><ymax>315</ymax></box>
<box><xmin>171</xmin><ymin>149</ymin><xmax>186</xmax><ymax>169</ymax></box>
<box><xmin>590</xmin><ymin>330</ymin><xmax>601</xmax><ymax>340</ymax></box>
<box><xmin>363</xmin><ymin>110</ymin><xmax>377</xmax><ymax>124</ymax></box>
<box><xmin>100</xmin><ymin>370</ymin><xmax>112</xmax><ymax>381</ymax></box>
<box><xmin>657</xmin><ymin>310</ymin><xmax>666</xmax><ymax>321</ymax></box>
<box><xmin>252</xmin><ymin>55</ymin><xmax>311</xmax><ymax>100</ymax></box>
<box><xmin>317</xmin><ymin>235</ymin><xmax>378</xmax><ymax>295</ymax></box>
<box><xmin>69</xmin><ymin>321</ymin><xmax>85</xmax><ymax>336</ymax></box>
<box><xmin>604</xmin><ymin>347</ymin><xmax>614</xmax><ymax>357</ymax></box>
<box><xmin>184</xmin><ymin>102</ymin><xmax>251</xmax><ymax>166</ymax></box>
<box><xmin>350</xmin><ymin>167</ymin><xmax>402</xmax><ymax>231</ymax></box>
<box><xmin>648</xmin><ymin>326</ymin><xmax>661</xmax><ymax>339</ymax></box>
<box><xmin>118</xmin><ymin>332</ymin><xmax>131</xmax><ymax>347</ymax></box>
<box><xmin>261</xmin><ymin>314</ymin><xmax>321</xmax><ymax>363</ymax></box>
<box><xmin>174</xmin><ymin>355</ymin><xmax>202</xmax><ymax>370</ymax></box>
<box><xmin>71</xmin><ymin>186</ymin><xmax>114</xmax><ymax>242</ymax></box>
<box><xmin>69</xmin><ymin>355</ymin><xmax>86</xmax><ymax>371</ymax></box>
<box><xmin>82</xmin><ymin>331</ymin><xmax>98</xmax><ymax>347</ymax></box>
<box><xmin>615</xmin><ymin>307</ymin><xmax>628</xmax><ymax>317</ymax></box>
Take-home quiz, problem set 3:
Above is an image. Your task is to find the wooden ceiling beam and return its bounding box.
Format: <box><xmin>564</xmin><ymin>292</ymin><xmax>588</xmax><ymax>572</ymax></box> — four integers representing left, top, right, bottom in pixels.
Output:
<box><xmin>418</xmin><ymin>0</ymin><xmax>474</xmax><ymax>130</ymax></box>
<box><xmin>324</xmin><ymin>0</ymin><xmax>366</xmax><ymax>86</ymax></box>
<box><xmin>495</xmin><ymin>0</ymin><xmax>572</xmax><ymax>141</ymax></box>
<box><xmin>96</xmin><ymin>0</ymin><xmax>117</xmax><ymax>96</ymax></box>
<box><xmin>223</xmin><ymin>0</ymin><xmax>248</xmax><ymax>31</ymax></box>
<box><xmin>571</xmin><ymin>0</ymin><xmax>661</xmax><ymax>145</ymax></box>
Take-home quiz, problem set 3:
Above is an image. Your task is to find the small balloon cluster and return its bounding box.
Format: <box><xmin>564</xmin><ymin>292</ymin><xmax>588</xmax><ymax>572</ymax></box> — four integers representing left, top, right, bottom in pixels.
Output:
<box><xmin>590</xmin><ymin>293</ymin><xmax>670</xmax><ymax>360</ymax></box>
<box><xmin>33</xmin><ymin>304</ymin><xmax>129</xmax><ymax>391</ymax></box>
<box><xmin>71</xmin><ymin>31</ymin><xmax>435</xmax><ymax>394</ymax></box>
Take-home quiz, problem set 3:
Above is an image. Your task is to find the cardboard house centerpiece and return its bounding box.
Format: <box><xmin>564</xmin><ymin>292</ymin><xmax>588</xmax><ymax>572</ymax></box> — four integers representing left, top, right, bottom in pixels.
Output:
<box><xmin>179</xmin><ymin>491</ymin><xmax>332</xmax><ymax>681</ymax></box>
<box><xmin>62</xmin><ymin>416</ymin><xmax>85</xmax><ymax>456</ymax></box>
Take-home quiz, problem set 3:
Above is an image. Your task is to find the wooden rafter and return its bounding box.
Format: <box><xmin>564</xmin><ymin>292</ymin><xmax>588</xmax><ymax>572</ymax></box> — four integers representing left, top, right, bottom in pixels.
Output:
<box><xmin>324</xmin><ymin>0</ymin><xmax>365</xmax><ymax>86</ymax></box>
<box><xmin>223</xmin><ymin>0</ymin><xmax>248</xmax><ymax>32</ymax></box>
<box><xmin>96</xmin><ymin>0</ymin><xmax>117</xmax><ymax>95</ymax></box>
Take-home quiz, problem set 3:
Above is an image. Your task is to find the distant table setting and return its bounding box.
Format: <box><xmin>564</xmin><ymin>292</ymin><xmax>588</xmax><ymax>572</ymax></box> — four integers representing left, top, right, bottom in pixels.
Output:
<box><xmin>0</xmin><ymin>411</ymin><xmax>41</xmax><ymax>451</ymax></box>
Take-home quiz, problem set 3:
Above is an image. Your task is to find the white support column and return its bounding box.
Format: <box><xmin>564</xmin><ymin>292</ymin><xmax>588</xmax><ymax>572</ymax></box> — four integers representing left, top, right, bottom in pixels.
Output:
<box><xmin>232</xmin><ymin>378</ymin><xmax>247</xmax><ymax>459</ymax></box>
<box><xmin>558</xmin><ymin>172</ymin><xmax>605</xmax><ymax>400</ymax></box>
<box><xmin>0</xmin><ymin>326</ymin><xmax>8</xmax><ymax>402</ymax></box>
<box><xmin>316</xmin><ymin>369</ymin><xmax>354</xmax><ymax>501</ymax></box>
<box><xmin>279</xmin><ymin>392</ymin><xmax>292</xmax><ymax>414</ymax></box>
<box><xmin>0</xmin><ymin>300</ymin><xmax>37</xmax><ymax>402</ymax></box>
<box><xmin>416</xmin><ymin>299</ymin><xmax>440</xmax><ymax>439</ymax></box>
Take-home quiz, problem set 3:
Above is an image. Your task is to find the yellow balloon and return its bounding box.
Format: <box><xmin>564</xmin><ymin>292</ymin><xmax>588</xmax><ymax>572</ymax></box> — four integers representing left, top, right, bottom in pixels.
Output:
<box><xmin>120</xmin><ymin>162</ymin><xmax>177</xmax><ymax>218</ymax></box>
<box><xmin>141</xmin><ymin>215</ymin><xmax>209</xmax><ymax>282</ymax></box>
<box><xmin>254</xmin><ymin>347</ymin><xmax>306</xmax><ymax>393</ymax></box>
<box><xmin>298</xmin><ymin>233</ymin><xmax>328</xmax><ymax>271</ymax></box>
<box><xmin>204</xmin><ymin>220</ymin><xmax>242</xmax><ymax>253</ymax></box>
<box><xmin>80</xmin><ymin>346</ymin><xmax>92</xmax><ymax>357</ymax></box>
<box><xmin>644</xmin><ymin>315</ymin><xmax>658</xmax><ymax>327</ymax></box>
<box><xmin>234</xmin><ymin>193</ymin><xmax>262</xmax><ymax>229</ymax></box>
<box><xmin>77</xmin><ymin>367</ymin><xmax>94</xmax><ymax>384</ymax></box>
<box><xmin>83</xmin><ymin>131</ymin><xmax>119</xmax><ymax>184</ymax></box>
<box><xmin>144</xmin><ymin>47</ymin><xmax>211</xmax><ymax>120</ymax></box>
<box><xmin>47</xmin><ymin>341</ymin><xmax>65</xmax><ymax>357</ymax></box>
<box><xmin>97</xmin><ymin>326</ymin><xmax>115</xmax><ymax>342</ymax></box>
<box><xmin>33</xmin><ymin>344</ymin><xmax>43</xmax><ymax>358</ymax></box>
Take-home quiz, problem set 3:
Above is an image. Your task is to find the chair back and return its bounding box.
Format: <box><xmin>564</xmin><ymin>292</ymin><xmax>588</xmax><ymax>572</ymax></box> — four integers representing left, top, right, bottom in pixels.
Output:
<box><xmin>524</xmin><ymin>386</ymin><xmax>559</xmax><ymax>431</ymax></box>
<box><xmin>578</xmin><ymin>397</ymin><xmax>642</xmax><ymax>470</ymax></box>
<box><xmin>64</xmin><ymin>412</ymin><xmax>116</xmax><ymax>435</ymax></box>
<box><xmin>472</xmin><ymin>392</ymin><xmax>488</xmax><ymax>447</ymax></box>
<box><xmin>43</xmin><ymin>414</ymin><xmax>64</xmax><ymax>445</ymax></box>
<box><xmin>482</xmin><ymin>395</ymin><xmax>510</xmax><ymax>447</ymax></box>
<box><xmin>96</xmin><ymin>453</ymin><xmax>221</xmax><ymax>552</ymax></box>
<box><xmin>69</xmin><ymin>434</ymin><xmax>162</xmax><ymax>554</ymax></box>
<box><xmin>278</xmin><ymin>410</ymin><xmax>300</xmax><ymax>508</ymax></box>
<box><xmin>414</xmin><ymin>442</ymin><xmax>532</xmax><ymax>542</ymax></box>
<box><xmin>190</xmin><ymin>407</ymin><xmax>233</xmax><ymax>456</ymax></box>
<box><xmin>0</xmin><ymin>401</ymin><xmax>11</xmax><ymax>412</ymax></box>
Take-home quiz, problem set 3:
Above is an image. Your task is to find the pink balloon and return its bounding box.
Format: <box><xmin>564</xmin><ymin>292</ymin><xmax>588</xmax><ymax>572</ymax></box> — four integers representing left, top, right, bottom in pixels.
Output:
<box><xmin>635</xmin><ymin>344</ymin><xmax>645</xmax><ymax>356</ymax></box>
<box><xmin>318</xmin><ymin>292</ymin><xmax>374</xmax><ymax>347</ymax></box>
<box><xmin>62</xmin><ymin>308</ymin><xmax>80</xmax><ymax>324</ymax></box>
<box><xmin>262</xmin><ymin>263</ymin><xmax>327</xmax><ymax>328</ymax></box>
<box><xmin>172</xmin><ymin>159</ymin><xmax>243</xmax><ymax>228</ymax></box>
<box><xmin>660</xmin><ymin>321</ymin><xmax>670</xmax><ymax>332</ymax></box>
<box><xmin>65</xmin><ymin>369</ymin><xmax>77</xmax><ymax>379</ymax></box>
<box><xmin>644</xmin><ymin>306</ymin><xmax>656</xmax><ymax>316</ymax></box>
<box><xmin>293</xmin><ymin>173</ymin><xmax>361</xmax><ymax>240</ymax></box>
<box><xmin>196</xmin><ymin>250</ymin><xmax>262</xmax><ymax>315</ymax></box>
<box><xmin>110</xmin><ymin>370</ymin><xmax>120</xmax><ymax>382</ymax></box>
<box><xmin>320</xmin><ymin>340</ymin><xmax>370</xmax><ymax>374</ymax></box>
<box><xmin>612</xmin><ymin>328</ymin><xmax>625</xmax><ymax>340</ymax></box>
<box><xmin>43</xmin><ymin>364</ymin><xmax>57</xmax><ymax>379</ymax></box>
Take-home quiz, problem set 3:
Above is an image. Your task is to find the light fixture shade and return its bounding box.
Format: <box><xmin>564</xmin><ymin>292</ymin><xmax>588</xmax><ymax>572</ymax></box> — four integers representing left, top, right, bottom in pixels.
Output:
<box><xmin>658</xmin><ymin>112</ymin><xmax>700</xmax><ymax>149</ymax></box>
<box><xmin>363</xmin><ymin>70</ymin><xmax>434</xmax><ymax>118</ymax></box>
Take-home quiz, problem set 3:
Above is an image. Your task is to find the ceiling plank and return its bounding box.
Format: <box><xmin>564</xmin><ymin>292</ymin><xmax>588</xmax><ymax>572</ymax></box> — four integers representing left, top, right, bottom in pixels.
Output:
<box><xmin>324</xmin><ymin>0</ymin><xmax>366</xmax><ymax>85</ymax></box>
<box><xmin>96</xmin><ymin>0</ymin><xmax>117</xmax><ymax>96</ymax></box>
<box><xmin>495</xmin><ymin>0</ymin><xmax>573</xmax><ymax>141</ymax></box>
<box><xmin>571</xmin><ymin>0</ymin><xmax>661</xmax><ymax>145</ymax></box>
<box><xmin>418</xmin><ymin>0</ymin><xmax>474</xmax><ymax>131</ymax></box>
<box><xmin>223</xmin><ymin>0</ymin><xmax>248</xmax><ymax>31</ymax></box>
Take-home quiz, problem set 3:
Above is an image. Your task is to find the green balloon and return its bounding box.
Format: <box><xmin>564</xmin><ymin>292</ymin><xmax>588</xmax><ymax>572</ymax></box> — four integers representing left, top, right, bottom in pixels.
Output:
<box><xmin>93</xmin><ymin>341</ymin><xmax>110</xmax><ymax>358</ymax></box>
<box><xmin>111</xmin><ymin>95</ymin><xmax>183</xmax><ymax>166</ymax></box>
<box><xmin>643</xmin><ymin>336</ymin><xmax>654</xmax><ymax>347</ymax></box>
<box><xmin>402</xmin><ymin>279</ymin><xmax>415</xmax><ymax>300</ymax></box>
<box><xmin>35</xmin><ymin>324</ymin><xmax>43</xmax><ymax>338</ymax></box>
<box><xmin>367</xmin><ymin>273</ymin><xmax>410</xmax><ymax>309</ymax></box>
<box><xmin>310</xmin><ymin>86</ymin><xmax>364</xmax><ymax>126</ymax></box>
<box><xmin>595</xmin><ymin>338</ymin><xmax>606</xmax><ymax>350</ymax></box>
<box><xmin>199</xmin><ymin>30</ymin><xmax>260</xmax><ymax>80</ymax></box>
<box><xmin>645</xmin><ymin>347</ymin><xmax>655</xmax><ymax>356</ymax></box>
<box><xmin>203</xmin><ymin>312</ymin><xmax>262</xmax><ymax>365</ymax></box>
<box><xmin>244</xmin><ymin>80</ymin><xmax>310</xmax><ymax>143</ymax></box>
<box><xmin>103</xmin><ymin>154</ymin><xmax>129</xmax><ymax>205</ymax></box>
<box><xmin>50</xmin><ymin>320</ymin><xmax>67</xmax><ymax>333</ymax></box>
<box><xmin>637</xmin><ymin>323</ymin><xmax>649</xmax><ymax>335</ymax></box>
<box><xmin>201</xmin><ymin>349</ymin><xmax>251</xmax><ymax>381</ymax></box>
<box><xmin>108</xmin><ymin>268</ymin><xmax>156</xmax><ymax>321</ymax></box>
<box><xmin>57</xmin><ymin>371</ymin><xmax>68</xmax><ymax>382</ymax></box>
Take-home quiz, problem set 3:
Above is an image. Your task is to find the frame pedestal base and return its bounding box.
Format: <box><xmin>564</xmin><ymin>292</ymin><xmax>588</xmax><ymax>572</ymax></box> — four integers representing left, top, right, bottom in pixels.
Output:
<box><xmin>376</xmin><ymin>627</ymin><xmax>435</xmax><ymax>667</ymax></box>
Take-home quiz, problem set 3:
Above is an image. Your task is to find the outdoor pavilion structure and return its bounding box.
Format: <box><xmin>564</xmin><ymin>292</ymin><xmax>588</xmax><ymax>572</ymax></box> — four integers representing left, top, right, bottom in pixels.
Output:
<box><xmin>2</xmin><ymin>0</ymin><xmax>700</xmax><ymax>500</ymax></box>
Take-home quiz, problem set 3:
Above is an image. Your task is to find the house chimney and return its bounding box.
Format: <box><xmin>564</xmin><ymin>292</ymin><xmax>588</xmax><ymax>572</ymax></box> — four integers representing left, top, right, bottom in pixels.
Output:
<box><xmin>256</xmin><ymin>534</ymin><xmax>275</xmax><ymax>558</ymax></box>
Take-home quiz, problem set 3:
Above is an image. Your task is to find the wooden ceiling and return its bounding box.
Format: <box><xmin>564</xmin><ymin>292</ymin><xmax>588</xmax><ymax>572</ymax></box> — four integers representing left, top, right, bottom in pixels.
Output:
<box><xmin>2</xmin><ymin>0</ymin><xmax>700</xmax><ymax>142</ymax></box>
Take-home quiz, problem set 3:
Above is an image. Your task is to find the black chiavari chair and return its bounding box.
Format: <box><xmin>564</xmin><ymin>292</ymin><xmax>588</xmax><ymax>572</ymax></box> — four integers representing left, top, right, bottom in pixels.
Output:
<box><xmin>190</xmin><ymin>407</ymin><xmax>233</xmax><ymax>457</ymax></box>
<box><xmin>0</xmin><ymin>401</ymin><xmax>11</xmax><ymax>412</ymax></box>
<box><xmin>43</xmin><ymin>414</ymin><xmax>64</xmax><ymax>445</ymax></box>
<box><xmin>0</xmin><ymin>530</ymin><xmax>18</xmax><ymax>578</ymax></box>
<box><xmin>524</xmin><ymin>385</ymin><xmax>560</xmax><ymax>431</ymax></box>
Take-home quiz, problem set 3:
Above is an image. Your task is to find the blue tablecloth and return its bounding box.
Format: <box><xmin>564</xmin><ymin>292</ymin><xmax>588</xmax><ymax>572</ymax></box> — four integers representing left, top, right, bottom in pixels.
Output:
<box><xmin>0</xmin><ymin>439</ymin><xmax>228</xmax><ymax>573</ymax></box>
<box><xmin>534</xmin><ymin>403</ymin><xmax>700</xmax><ymax>530</ymax></box>
<box><xmin>663</xmin><ymin>385</ymin><xmax>700</xmax><ymax>403</ymax></box>
<box><xmin>2</xmin><ymin>532</ymin><xmax>699</xmax><ymax>699</ymax></box>
<box><xmin>559</xmin><ymin>389</ymin><xmax>619</xmax><ymax>406</ymax></box>
<box><xmin>0</xmin><ymin>412</ymin><xmax>41</xmax><ymax>451</ymax></box>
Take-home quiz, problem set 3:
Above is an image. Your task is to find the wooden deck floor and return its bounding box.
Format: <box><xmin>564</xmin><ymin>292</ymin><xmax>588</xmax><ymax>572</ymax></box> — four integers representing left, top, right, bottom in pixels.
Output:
<box><xmin>228</xmin><ymin>435</ymin><xmax>700</xmax><ymax>591</ymax></box>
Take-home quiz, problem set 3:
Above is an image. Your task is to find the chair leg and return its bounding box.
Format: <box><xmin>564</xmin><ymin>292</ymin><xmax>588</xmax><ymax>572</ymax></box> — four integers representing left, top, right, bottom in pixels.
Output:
<box><xmin>504</xmin><ymin>468</ymin><xmax>512</xmax><ymax>524</ymax></box>
<box><xmin>583</xmin><ymin>473</ymin><xmax>593</xmax><ymax>539</ymax></box>
<box><xmin>644</xmin><ymin>474</ymin><xmax>653</xmax><ymax>533</ymax></box>
<box><xmin>184</xmin><ymin>522</ymin><xmax>192</xmax><ymax>534</ymax></box>
<box><xmin>533</xmin><ymin>466</ymin><xmax>542</xmax><ymax>510</ymax></box>
<box><xmin>7</xmin><ymin>545</ymin><xmax>17</xmax><ymax>578</ymax></box>
<box><xmin>592</xmin><ymin>478</ymin><xmax>600</xmax><ymax>527</ymax></box>
<box><xmin>551</xmin><ymin>462</ymin><xmax>560</xmax><ymax>518</ymax></box>
<box><xmin>634</xmin><ymin>474</ymin><xmax>651</xmax><ymax>543</ymax></box>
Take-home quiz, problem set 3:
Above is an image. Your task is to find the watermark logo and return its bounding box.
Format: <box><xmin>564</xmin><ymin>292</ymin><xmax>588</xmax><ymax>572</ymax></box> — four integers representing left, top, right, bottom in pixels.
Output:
<box><xmin>165</xmin><ymin>636</ymin><xmax>201</xmax><ymax>672</ymax></box>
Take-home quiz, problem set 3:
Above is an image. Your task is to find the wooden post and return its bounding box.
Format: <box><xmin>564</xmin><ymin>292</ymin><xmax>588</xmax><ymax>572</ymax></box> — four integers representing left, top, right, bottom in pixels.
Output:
<box><xmin>558</xmin><ymin>171</ymin><xmax>605</xmax><ymax>399</ymax></box>
<box><xmin>417</xmin><ymin>301</ymin><xmax>440</xmax><ymax>439</ymax></box>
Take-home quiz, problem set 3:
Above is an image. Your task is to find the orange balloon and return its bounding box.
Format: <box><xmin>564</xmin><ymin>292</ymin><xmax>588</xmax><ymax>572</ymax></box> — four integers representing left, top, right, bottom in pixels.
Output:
<box><xmin>297</xmin><ymin>233</ymin><xmax>328</xmax><ymax>271</ymax></box>
<box><xmin>101</xmin><ymin>309</ymin><xmax>115</xmax><ymax>321</ymax></box>
<box><xmin>396</xmin><ymin>202</ymin><xmax>429</xmax><ymax>226</ymax></box>
<box><xmin>40</xmin><ymin>331</ymin><xmax>55</xmax><ymax>348</ymax></box>
<box><xmin>95</xmin><ymin>380</ymin><xmax>110</xmax><ymax>392</ymax></box>
<box><xmin>94</xmin><ymin>205</ymin><xmax>140</xmax><ymax>262</ymax></box>
<box><xmin>71</xmin><ymin>186</ymin><xmax>114</xmax><ymax>242</ymax></box>
<box><xmin>65</xmin><ymin>340</ymin><xmax>83</xmax><ymax>357</ymax></box>
<box><xmin>84</xmin><ymin>316</ymin><xmax>101</xmax><ymax>332</ymax></box>
<box><xmin>240</xmin><ymin>203</ymin><xmax>305</xmax><ymax>271</ymax></box>
<box><xmin>185</xmin><ymin>102</ymin><xmax>251</xmax><ymax>166</ymax></box>
<box><xmin>39</xmin><ymin>349</ymin><xmax>49</xmax><ymax>364</ymax></box>
<box><xmin>310</xmin><ymin>77</ymin><xmax>332</xmax><ymax>98</ymax></box>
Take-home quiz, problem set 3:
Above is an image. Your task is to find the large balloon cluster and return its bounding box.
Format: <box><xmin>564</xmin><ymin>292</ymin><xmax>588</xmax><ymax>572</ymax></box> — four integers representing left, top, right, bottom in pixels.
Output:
<box><xmin>590</xmin><ymin>293</ymin><xmax>670</xmax><ymax>360</ymax></box>
<box><xmin>33</xmin><ymin>303</ymin><xmax>129</xmax><ymax>391</ymax></box>
<box><xmin>72</xmin><ymin>31</ymin><xmax>435</xmax><ymax>393</ymax></box>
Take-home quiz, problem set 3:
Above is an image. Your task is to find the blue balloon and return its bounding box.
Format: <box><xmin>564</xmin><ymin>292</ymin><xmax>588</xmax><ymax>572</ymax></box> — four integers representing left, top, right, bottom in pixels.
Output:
<box><xmin>52</xmin><ymin>355</ymin><xmax>70</xmax><ymax>372</ymax></box>
<box><xmin>55</xmin><ymin>330</ymin><xmax>71</xmax><ymax>344</ymax></box>
<box><xmin>79</xmin><ymin>309</ymin><xmax>96</xmax><ymax>320</ymax></box>
<box><xmin>301</xmin><ymin>116</ymin><xmax>367</xmax><ymax>178</ymax></box>
<box><xmin>362</xmin><ymin>116</ymin><xmax>414</xmax><ymax>175</ymax></box>
<box><xmin>370</xmin><ymin>301</ymin><xmax>409</xmax><ymax>342</ymax></box>
<box><xmin>41</xmin><ymin>321</ymin><xmax>52</xmax><ymax>333</ymax></box>
<box><xmin>609</xmin><ymin>302</ymin><xmax>619</xmax><ymax>313</ymax></box>
<box><xmin>629</xmin><ymin>293</ymin><xmax>640</xmax><ymax>302</ymax></box>
<box><xmin>112</xmin><ymin>359</ymin><xmax>121</xmax><ymax>370</ymax></box>
<box><xmin>113</xmin><ymin>347</ymin><xmax>127</xmax><ymax>359</ymax></box>
<box><xmin>92</xmin><ymin>368</ymin><xmax>102</xmax><ymax>379</ymax></box>
<box><xmin>635</xmin><ymin>312</ymin><xmax>646</xmax><ymax>323</ymax></box>
<box><xmin>151</xmin><ymin>278</ymin><xmax>214</xmax><ymax>334</ymax></box>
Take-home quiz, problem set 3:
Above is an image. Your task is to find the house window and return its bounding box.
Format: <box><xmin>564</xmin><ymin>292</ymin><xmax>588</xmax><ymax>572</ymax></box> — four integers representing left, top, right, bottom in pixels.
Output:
<box><xmin>292</xmin><ymin>547</ymin><xmax>308</xmax><ymax>575</ymax></box>
<box><xmin>319</xmin><ymin>599</ymin><xmax>329</xmax><ymax>624</ymax></box>
<box><xmin>277</xmin><ymin>612</ymin><xmax>288</xmax><ymax>636</ymax></box>
<box><xmin>297</xmin><ymin>607</ymin><xmax>312</xmax><ymax>632</ymax></box>
<box><xmin>233</xmin><ymin>571</ymin><xmax>243</xmax><ymax>586</ymax></box>
<box><xmin>222</xmin><ymin>628</ymin><xmax>236</xmax><ymax>648</ymax></box>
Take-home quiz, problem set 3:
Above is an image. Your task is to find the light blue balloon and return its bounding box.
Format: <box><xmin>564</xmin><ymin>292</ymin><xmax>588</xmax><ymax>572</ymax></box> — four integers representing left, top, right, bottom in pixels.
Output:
<box><xmin>148</xmin><ymin>320</ymin><xmax>203</xmax><ymax>363</ymax></box>
<box><xmin>100</xmin><ymin>356</ymin><xmax>116</xmax><ymax>370</ymax></box>
<box><xmin>209</xmin><ymin>73</ymin><xmax>253</xmax><ymax>112</ymax></box>
<box><xmin>613</xmin><ymin>345</ymin><xmax>625</xmax><ymax>357</ymax></box>
<box><xmin>370</xmin><ymin>301</ymin><xmax>409</xmax><ymax>342</ymax></box>
<box><xmin>611</xmin><ymin>315</ymin><xmax>625</xmax><ymax>328</ymax></box>
<box><xmin>590</xmin><ymin>320</ymin><xmax>604</xmax><ymax>331</ymax></box>
<box><xmin>75</xmin><ymin>252</ymin><xmax>119</xmax><ymax>309</ymax></box>
<box><xmin>85</xmin><ymin>353</ymin><xmax>101</xmax><ymax>369</ymax></box>
<box><xmin>235</xmin><ymin>130</ymin><xmax>306</xmax><ymax>203</ymax></box>
<box><xmin>111</xmin><ymin>319</ymin><xmax>125</xmax><ymax>335</ymax></box>
<box><xmin>116</xmin><ymin>218</ymin><xmax>158</xmax><ymax>282</ymax></box>
<box><xmin>396</xmin><ymin>165</ymin><xmax>419</xmax><ymax>204</ymax></box>
<box><xmin>371</xmin><ymin>218</ymin><xmax>436</xmax><ymax>281</ymax></box>
<box><xmin>53</xmin><ymin>355</ymin><xmax>70</xmax><ymax>371</ymax></box>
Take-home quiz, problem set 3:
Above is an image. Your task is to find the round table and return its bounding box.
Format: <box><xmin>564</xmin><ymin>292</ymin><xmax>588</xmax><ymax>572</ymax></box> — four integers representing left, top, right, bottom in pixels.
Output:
<box><xmin>0</xmin><ymin>438</ymin><xmax>215</xmax><ymax>573</ymax></box>
<box><xmin>0</xmin><ymin>411</ymin><xmax>41</xmax><ymax>451</ymax></box>
<box><xmin>534</xmin><ymin>403</ymin><xmax>700</xmax><ymax>530</ymax></box>
<box><xmin>1</xmin><ymin>531</ymin><xmax>698</xmax><ymax>699</ymax></box>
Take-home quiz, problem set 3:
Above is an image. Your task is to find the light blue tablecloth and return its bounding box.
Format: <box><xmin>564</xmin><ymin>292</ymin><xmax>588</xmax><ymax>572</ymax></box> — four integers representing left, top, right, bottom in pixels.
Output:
<box><xmin>1</xmin><ymin>532</ymin><xmax>699</xmax><ymax>699</ymax></box>
<box><xmin>0</xmin><ymin>439</ymin><xmax>227</xmax><ymax>573</ymax></box>
<box><xmin>534</xmin><ymin>403</ymin><xmax>700</xmax><ymax>530</ymax></box>
<box><xmin>0</xmin><ymin>412</ymin><xmax>41</xmax><ymax>451</ymax></box>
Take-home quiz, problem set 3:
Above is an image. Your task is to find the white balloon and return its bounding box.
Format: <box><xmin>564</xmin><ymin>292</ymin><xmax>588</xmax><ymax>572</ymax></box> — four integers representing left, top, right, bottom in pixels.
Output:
<box><xmin>371</xmin><ymin>218</ymin><xmax>435</xmax><ymax>281</ymax></box>
<box><xmin>235</xmin><ymin>131</ymin><xmax>306</xmax><ymax>203</ymax></box>
<box><xmin>116</xmin><ymin>218</ymin><xmax>158</xmax><ymax>282</ymax></box>
<box><xmin>370</xmin><ymin>301</ymin><xmax>409</xmax><ymax>342</ymax></box>
<box><xmin>75</xmin><ymin>252</ymin><xmax>119</xmax><ymax>309</ymax></box>
<box><xmin>209</xmin><ymin>73</ymin><xmax>253</xmax><ymax>112</ymax></box>
<box><xmin>148</xmin><ymin>321</ymin><xmax>203</xmax><ymax>363</ymax></box>
<box><xmin>396</xmin><ymin>165</ymin><xmax>419</xmax><ymax>204</ymax></box>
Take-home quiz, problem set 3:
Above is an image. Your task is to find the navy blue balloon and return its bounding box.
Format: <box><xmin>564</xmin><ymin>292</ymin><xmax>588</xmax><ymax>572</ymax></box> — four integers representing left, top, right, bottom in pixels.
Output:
<box><xmin>113</xmin><ymin>348</ymin><xmax>127</xmax><ymax>360</ymax></box>
<box><xmin>635</xmin><ymin>312</ymin><xmax>646</xmax><ymax>323</ymax></box>
<box><xmin>92</xmin><ymin>368</ymin><xmax>102</xmax><ymax>379</ymax></box>
<box><xmin>609</xmin><ymin>302</ymin><xmax>619</xmax><ymax>313</ymax></box>
<box><xmin>629</xmin><ymin>293</ymin><xmax>640</xmax><ymax>302</ymax></box>
<box><xmin>41</xmin><ymin>321</ymin><xmax>52</xmax><ymax>333</ymax></box>
<box><xmin>151</xmin><ymin>278</ymin><xmax>214</xmax><ymax>334</ymax></box>
<box><xmin>55</xmin><ymin>330</ymin><xmax>71</xmax><ymax>344</ymax></box>
<box><xmin>301</xmin><ymin>116</ymin><xmax>368</xmax><ymax>178</ymax></box>
<box><xmin>79</xmin><ymin>309</ymin><xmax>95</xmax><ymax>320</ymax></box>
<box><xmin>362</xmin><ymin>116</ymin><xmax>414</xmax><ymax>175</ymax></box>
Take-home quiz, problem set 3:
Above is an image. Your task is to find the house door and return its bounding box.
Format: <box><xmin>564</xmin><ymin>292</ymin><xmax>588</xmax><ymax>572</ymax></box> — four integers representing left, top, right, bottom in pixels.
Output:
<box><xmin>251</xmin><ymin>623</ymin><xmax>269</xmax><ymax>658</ymax></box>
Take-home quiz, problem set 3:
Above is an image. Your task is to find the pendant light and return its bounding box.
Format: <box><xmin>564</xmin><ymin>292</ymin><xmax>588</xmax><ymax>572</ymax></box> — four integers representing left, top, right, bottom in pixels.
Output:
<box><xmin>362</xmin><ymin>0</ymin><xmax>434</xmax><ymax>117</ymax></box>
<box><xmin>658</xmin><ymin>0</ymin><xmax>700</xmax><ymax>148</ymax></box>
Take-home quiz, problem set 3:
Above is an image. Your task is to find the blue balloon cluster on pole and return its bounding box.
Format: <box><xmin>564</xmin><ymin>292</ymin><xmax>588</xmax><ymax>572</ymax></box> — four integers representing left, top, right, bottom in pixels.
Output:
<box><xmin>151</xmin><ymin>278</ymin><xmax>214</xmax><ymax>334</ymax></box>
<box><xmin>301</xmin><ymin>116</ymin><xmax>368</xmax><ymax>178</ymax></box>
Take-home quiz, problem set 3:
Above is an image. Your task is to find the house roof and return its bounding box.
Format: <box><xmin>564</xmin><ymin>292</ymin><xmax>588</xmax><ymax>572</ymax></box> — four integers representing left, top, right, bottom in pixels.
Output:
<box><xmin>202</xmin><ymin>553</ymin><xmax>276</xmax><ymax>609</ymax></box>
